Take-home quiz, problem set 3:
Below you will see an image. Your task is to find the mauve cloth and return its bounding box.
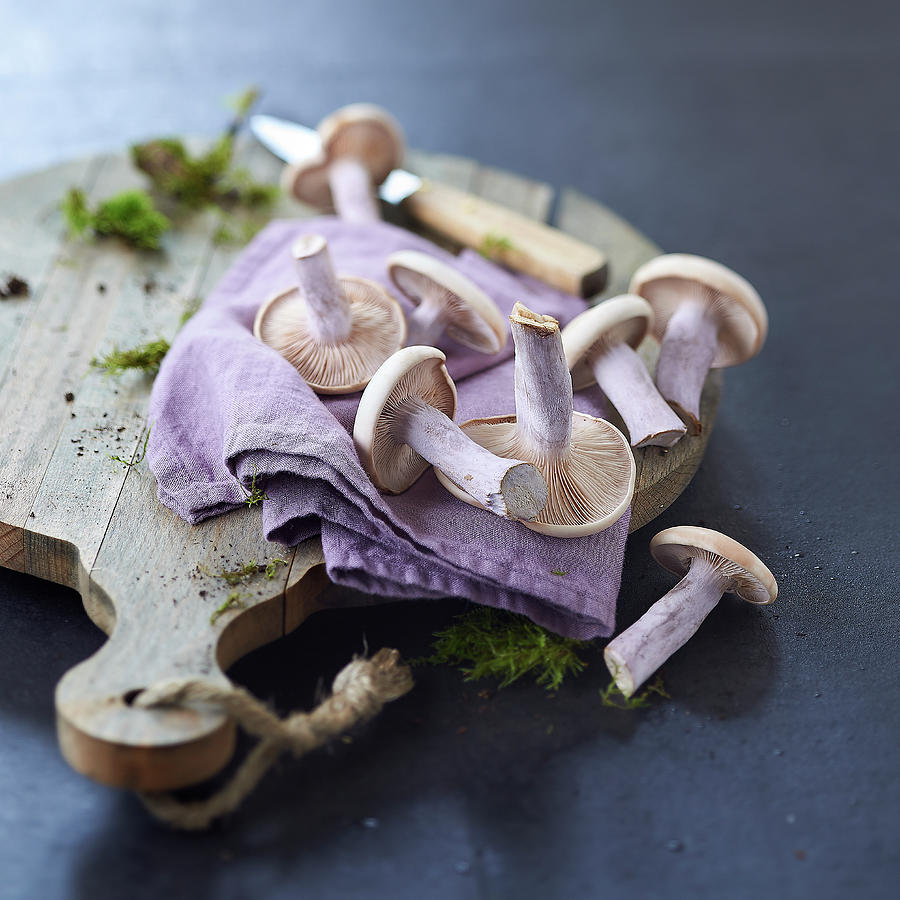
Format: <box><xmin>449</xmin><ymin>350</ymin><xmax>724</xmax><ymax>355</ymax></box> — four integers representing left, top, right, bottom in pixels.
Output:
<box><xmin>148</xmin><ymin>217</ymin><xmax>629</xmax><ymax>638</ymax></box>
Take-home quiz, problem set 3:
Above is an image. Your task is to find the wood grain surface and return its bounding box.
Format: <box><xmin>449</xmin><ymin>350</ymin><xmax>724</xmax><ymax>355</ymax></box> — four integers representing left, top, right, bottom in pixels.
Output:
<box><xmin>0</xmin><ymin>140</ymin><xmax>719</xmax><ymax>791</ymax></box>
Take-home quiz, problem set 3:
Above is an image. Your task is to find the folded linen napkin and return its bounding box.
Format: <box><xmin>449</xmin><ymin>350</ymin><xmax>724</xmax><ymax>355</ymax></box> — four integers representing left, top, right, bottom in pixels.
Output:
<box><xmin>148</xmin><ymin>217</ymin><xmax>630</xmax><ymax>638</ymax></box>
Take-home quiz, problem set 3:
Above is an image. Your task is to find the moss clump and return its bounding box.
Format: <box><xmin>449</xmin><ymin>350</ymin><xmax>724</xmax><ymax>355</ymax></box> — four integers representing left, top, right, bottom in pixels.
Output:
<box><xmin>422</xmin><ymin>607</ymin><xmax>587</xmax><ymax>691</ymax></box>
<box><xmin>62</xmin><ymin>188</ymin><xmax>171</xmax><ymax>250</ymax></box>
<box><xmin>599</xmin><ymin>674</ymin><xmax>670</xmax><ymax>709</ymax></box>
<box><xmin>131</xmin><ymin>136</ymin><xmax>234</xmax><ymax>210</ymax></box>
<box><xmin>265</xmin><ymin>557</ymin><xmax>288</xmax><ymax>579</ymax></box>
<box><xmin>91</xmin><ymin>338</ymin><xmax>170</xmax><ymax>376</ymax></box>
<box><xmin>479</xmin><ymin>232</ymin><xmax>515</xmax><ymax>259</ymax></box>
<box><xmin>130</xmin><ymin>86</ymin><xmax>277</xmax><ymax>215</ymax></box>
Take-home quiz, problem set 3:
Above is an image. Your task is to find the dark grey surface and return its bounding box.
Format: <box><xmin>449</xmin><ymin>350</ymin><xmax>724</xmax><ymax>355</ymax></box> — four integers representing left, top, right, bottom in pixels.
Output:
<box><xmin>1</xmin><ymin>1</ymin><xmax>897</xmax><ymax>897</ymax></box>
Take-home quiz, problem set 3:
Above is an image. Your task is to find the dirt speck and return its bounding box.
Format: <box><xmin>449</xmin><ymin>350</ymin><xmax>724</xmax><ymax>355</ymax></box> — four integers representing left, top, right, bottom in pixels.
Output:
<box><xmin>0</xmin><ymin>274</ymin><xmax>30</xmax><ymax>299</ymax></box>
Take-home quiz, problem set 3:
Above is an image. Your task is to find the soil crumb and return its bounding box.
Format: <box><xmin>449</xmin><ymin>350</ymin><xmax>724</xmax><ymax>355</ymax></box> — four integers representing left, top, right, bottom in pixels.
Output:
<box><xmin>0</xmin><ymin>274</ymin><xmax>30</xmax><ymax>299</ymax></box>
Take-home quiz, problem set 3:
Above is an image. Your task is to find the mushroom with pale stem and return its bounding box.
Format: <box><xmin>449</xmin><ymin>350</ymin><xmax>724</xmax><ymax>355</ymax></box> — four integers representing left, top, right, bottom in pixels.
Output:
<box><xmin>629</xmin><ymin>254</ymin><xmax>768</xmax><ymax>435</ymax></box>
<box><xmin>253</xmin><ymin>234</ymin><xmax>405</xmax><ymax>394</ymax></box>
<box><xmin>282</xmin><ymin>103</ymin><xmax>404</xmax><ymax>223</ymax></box>
<box><xmin>562</xmin><ymin>295</ymin><xmax>687</xmax><ymax>448</ymax></box>
<box><xmin>353</xmin><ymin>346</ymin><xmax>548</xmax><ymax>520</ymax></box>
<box><xmin>435</xmin><ymin>303</ymin><xmax>635</xmax><ymax>537</ymax></box>
<box><xmin>604</xmin><ymin>526</ymin><xmax>778</xmax><ymax>697</ymax></box>
<box><xmin>387</xmin><ymin>250</ymin><xmax>507</xmax><ymax>353</ymax></box>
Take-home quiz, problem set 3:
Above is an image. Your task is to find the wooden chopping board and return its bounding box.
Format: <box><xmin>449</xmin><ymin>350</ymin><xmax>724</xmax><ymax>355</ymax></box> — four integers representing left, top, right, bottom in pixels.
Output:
<box><xmin>0</xmin><ymin>140</ymin><xmax>721</xmax><ymax>793</ymax></box>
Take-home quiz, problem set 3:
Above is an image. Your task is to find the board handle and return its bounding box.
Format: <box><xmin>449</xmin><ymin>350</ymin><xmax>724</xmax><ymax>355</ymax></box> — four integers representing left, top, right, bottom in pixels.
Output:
<box><xmin>54</xmin><ymin>547</ymin><xmax>330</xmax><ymax>792</ymax></box>
<box><xmin>402</xmin><ymin>181</ymin><xmax>608</xmax><ymax>297</ymax></box>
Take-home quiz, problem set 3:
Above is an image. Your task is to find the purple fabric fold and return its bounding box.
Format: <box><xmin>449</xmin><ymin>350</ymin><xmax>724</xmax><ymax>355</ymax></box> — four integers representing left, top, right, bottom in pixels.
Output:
<box><xmin>148</xmin><ymin>217</ymin><xmax>629</xmax><ymax>639</ymax></box>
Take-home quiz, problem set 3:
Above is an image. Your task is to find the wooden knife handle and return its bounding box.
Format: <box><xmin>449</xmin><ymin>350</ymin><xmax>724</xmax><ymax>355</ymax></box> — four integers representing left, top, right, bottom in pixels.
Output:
<box><xmin>402</xmin><ymin>180</ymin><xmax>608</xmax><ymax>297</ymax></box>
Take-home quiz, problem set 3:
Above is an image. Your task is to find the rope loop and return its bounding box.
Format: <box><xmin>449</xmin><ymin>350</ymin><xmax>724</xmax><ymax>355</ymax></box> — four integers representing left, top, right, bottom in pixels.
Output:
<box><xmin>135</xmin><ymin>648</ymin><xmax>413</xmax><ymax>830</ymax></box>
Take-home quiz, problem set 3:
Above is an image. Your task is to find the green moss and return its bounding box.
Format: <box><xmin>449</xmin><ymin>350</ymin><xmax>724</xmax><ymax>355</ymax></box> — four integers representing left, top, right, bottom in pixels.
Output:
<box><xmin>239</xmin><ymin>464</ymin><xmax>269</xmax><ymax>508</ymax></box>
<box><xmin>62</xmin><ymin>188</ymin><xmax>170</xmax><ymax>250</ymax></box>
<box><xmin>61</xmin><ymin>188</ymin><xmax>92</xmax><ymax>237</ymax></box>
<box><xmin>422</xmin><ymin>607</ymin><xmax>587</xmax><ymax>691</ymax></box>
<box><xmin>131</xmin><ymin>137</ymin><xmax>279</xmax><ymax>213</ymax></box>
<box><xmin>212</xmin><ymin>215</ymin><xmax>266</xmax><ymax>247</ymax></box>
<box><xmin>131</xmin><ymin>137</ymin><xmax>229</xmax><ymax>210</ymax></box>
<box><xmin>210</xmin><ymin>591</ymin><xmax>247</xmax><ymax>625</ymax></box>
<box><xmin>479</xmin><ymin>232</ymin><xmax>515</xmax><ymax>259</ymax></box>
<box><xmin>130</xmin><ymin>86</ymin><xmax>277</xmax><ymax>215</ymax></box>
<box><xmin>202</xmin><ymin>555</ymin><xmax>286</xmax><ymax>586</ymax></box>
<box><xmin>206</xmin><ymin>562</ymin><xmax>261</xmax><ymax>586</ymax></box>
<box><xmin>109</xmin><ymin>425</ymin><xmax>151</xmax><ymax>469</ymax></box>
<box><xmin>265</xmin><ymin>557</ymin><xmax>288</xmax><ymax>579</ymax></box>
<box><xmin>599</xmin><ymin>674</ymin><xmax>670</xmax><ymax>709</ymax></box>
<box><xmin>550</xmin><ymin>569</ymin><xmax>568</xmax><ymax>576</ymax></box>
<box><xmin>91</xmin><ymin>338</ymin><xmax>170</xmax><ymax>376</ymax></box>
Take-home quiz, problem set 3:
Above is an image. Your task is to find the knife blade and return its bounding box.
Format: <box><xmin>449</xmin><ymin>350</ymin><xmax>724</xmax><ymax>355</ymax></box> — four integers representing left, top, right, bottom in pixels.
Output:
<box><xmin>249</xmin><ymin>113</ymin><xmax>608</xmax><ymax>297</ymax></box>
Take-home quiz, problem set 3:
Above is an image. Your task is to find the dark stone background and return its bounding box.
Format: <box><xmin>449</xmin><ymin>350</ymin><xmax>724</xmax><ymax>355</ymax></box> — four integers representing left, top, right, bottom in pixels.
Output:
<box><xmin>0</xmin><ymin>1</ymin><xmax>897</xmax><ymax>897</ymax></box>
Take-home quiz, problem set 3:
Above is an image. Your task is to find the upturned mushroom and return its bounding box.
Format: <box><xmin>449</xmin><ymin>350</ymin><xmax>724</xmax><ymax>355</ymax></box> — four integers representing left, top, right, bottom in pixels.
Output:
<box><xmin>562</xmin><ymin>295</ymin><xmax>687</xmax><ymax>448</ymax></box>
<box><xmin>353</xmin><ymin>345</ymin><xmax>548</xmax><ymax>520</ymax></box>
<box><xmin>253</xmin><ymin>234</ymin><xmax>405</xmax><ymax>394</ymax></box>
<box><xmin>629</xmin><ymin>254</ymin><xmax>768</xmax><ymax>434</ymax></box>
<box><xmin>435</xmin><ymin>303</ymin><xmax>635</xmax><ymax>537</ymax></box>
<box><xmin>282</xmin><ymin>103</ymin><xmax>404</xmax><ymax>223</ymax></box>
<box><xmin>387</xmin><ymin>250</ymin><xmax>507</xmax><ymax>353</ymax></box>
<box><xmin>604</xmin><ymin>526</ymin><xmax>777</xmax><ymax>696</ymax></box>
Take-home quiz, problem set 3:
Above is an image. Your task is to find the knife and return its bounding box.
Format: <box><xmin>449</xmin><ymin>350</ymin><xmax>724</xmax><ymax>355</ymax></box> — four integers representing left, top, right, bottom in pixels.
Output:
<box><xmin>250</xmin><ymin>113</ymin><xmax>608</xmax><ymax>297</ymax></box>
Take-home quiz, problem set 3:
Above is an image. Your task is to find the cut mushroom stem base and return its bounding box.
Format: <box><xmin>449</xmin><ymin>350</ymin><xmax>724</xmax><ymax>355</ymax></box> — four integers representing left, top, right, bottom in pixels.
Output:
<box><xmin>512</xmin><ymin>307</ymin><xmax>573</xmax><ymax>458</ymax></box>
<box><xmin>590</xmin><ymin>341</ymin><xmax>687</xmax><ymax>448</ymax></box>
<box><xmin>392</xmin><ymin>398</ymin><xmax>548</xmax><ymax>520</ymax></box>
<box><xmin>603</xmin><ymin>557</ymin><xmax>728</xmax><ymax>697</ymax></box>
<box><xmin>293</xmin><ymin>235</ymin><xmax>352</xmax><ymax>343</ymax></box>
<box><xmin>327</xmin><ymin>156</ymin><xmax>381</xmax><ymax>223</ymax></box>
<box><xmin>654</xmin><ymin>301</ymin><xmax>719</xmax><ymax>434</ymax></box>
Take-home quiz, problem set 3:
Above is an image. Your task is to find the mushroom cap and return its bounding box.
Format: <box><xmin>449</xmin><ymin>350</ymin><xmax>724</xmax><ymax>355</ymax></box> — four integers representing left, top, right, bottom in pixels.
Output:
<box><xmin>353</xmin><ymin>345</ymin><xmax>458</xmax><ymax>493</ymax></box>
<box><xmin>387</xmin><ymin>250</ymin><xmax>507</xmax><ymax>354</ymax></box>
<box><xmin>435</xmin><ymin>413</ymin><xmax>635</xmax><ymax>536</ymax></box>
<box><xmin>282</xmin><ymin>104</ymin><xmax>405</xmax><ymax>210</ymax></box>
<box><xmin>562</xmin><ymin>294</ymin><xmax>654</xmax><ymax>391</ymax></box>
<box><xmin>253</xmin><ymin>276</ymin><xmax>406</xmax><ymax>394</ymax></box>
<box><xmin>628</xmin><ymin>254</ymin><xmax>768</xmax><ymax>367</ymax></box>
<box><xmin>650</xmin><ymin>526</ymin><xmax>778</xmax><ymax>605</ymax></box>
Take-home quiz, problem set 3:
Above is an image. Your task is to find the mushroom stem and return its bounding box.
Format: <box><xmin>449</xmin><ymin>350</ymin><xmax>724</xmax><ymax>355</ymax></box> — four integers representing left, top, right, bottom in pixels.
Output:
<box><xmin>510</xmin><ymin>304</ymin><xmax>573</xmax><ymax>458</ymax></box>
<box><xmin>327</xmin><ymin>156</ymin><xmax>381</xmax><ymax>223</ymax></box>
<box><xmin>654</xmin><ymin>301</ymin><xmax>719</xmax><ymax>434</ymax></box>
<box><xmin>292</xmin><ymin>235</ymin><xmax>352</xmax><ymax>344</ymax></box>
<box><xmin>603</xmin><ymin>556</ymin><xmax>729</xmax><ymax>696</ymax></box>
<box><xmin>589</xmin><ymin>341</ymin><xmax>687</xmax><ymax>448</ymax></box>
<box><xmin>405</xmin><ymin>300</ymin><xmax>447</xmax><ymax>347</ymax></box>
<box><xmin>392</xmin><ymin>398</ymin><xmax>547</xmax><ymax>520</ymax></box>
